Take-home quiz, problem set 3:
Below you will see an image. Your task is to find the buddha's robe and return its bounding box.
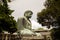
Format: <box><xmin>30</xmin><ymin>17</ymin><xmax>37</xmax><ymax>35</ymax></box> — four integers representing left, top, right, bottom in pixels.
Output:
<box><xmin>17</xmin><ymin>17</ymin><xmax>34</xmax><ymax>35</ymax></box>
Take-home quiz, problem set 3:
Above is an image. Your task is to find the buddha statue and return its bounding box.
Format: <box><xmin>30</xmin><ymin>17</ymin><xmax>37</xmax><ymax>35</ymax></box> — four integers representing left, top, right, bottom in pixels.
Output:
<box><xmin>17</xmin><ymin>10</ymin><xmax>42</xmax><ymax>36</ymax></box>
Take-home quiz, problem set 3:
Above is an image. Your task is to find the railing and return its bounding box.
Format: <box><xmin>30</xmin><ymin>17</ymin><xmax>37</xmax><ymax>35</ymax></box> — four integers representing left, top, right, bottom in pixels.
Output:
<box><xmin>0</xmin><ymin>33</ymin><xmax>44</xmax><ymax>40</ymax></box>
<box><xmin>0</xmin><ymin>31</ymin><xmax>52</xmax><ymax>40</ymax></box>
<box><xmin>0</xmin><ymin>33</ymin><xmax>21</xmax><ymax>40</ymax></box>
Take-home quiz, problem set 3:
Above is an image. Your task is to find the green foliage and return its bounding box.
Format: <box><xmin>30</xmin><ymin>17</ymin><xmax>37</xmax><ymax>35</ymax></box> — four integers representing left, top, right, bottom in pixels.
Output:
<box><xmin>0</xmin><ymin>0</ymin><xmax>17</xmax><ymax>33</ymax></box>
<box><xmin>51</xmin><ymin>28</ymin><xmax>60</xmax><ymax>40</ymax></box>
<box><xmin>37</xmin><ymin>0</ymin><xmax>60</xmax><ymax>40</ymax></box>
<box><xmin>7</xmin><ymin>0</ymin><xmax>11</xmax><ymax>2</ymax></box>
<box><xmin>37</xmin><ymin>0</ymin><xmax>60</xmax><ymax>26</ymax></box>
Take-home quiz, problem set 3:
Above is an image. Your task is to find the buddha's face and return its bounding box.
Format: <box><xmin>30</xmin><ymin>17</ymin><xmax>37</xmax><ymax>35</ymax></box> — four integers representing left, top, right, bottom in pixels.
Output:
<box><xmin>24</xmin><ymin>12</ymin><xmax>33</xmax><ymax>18</ymax></box>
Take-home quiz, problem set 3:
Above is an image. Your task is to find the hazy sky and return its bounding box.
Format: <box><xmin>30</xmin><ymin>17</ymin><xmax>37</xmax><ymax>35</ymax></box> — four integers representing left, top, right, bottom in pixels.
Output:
<box><xmin>9</xmin><ymin>0</ymin><xmax>45</xmax><ymax>21</ymax></box>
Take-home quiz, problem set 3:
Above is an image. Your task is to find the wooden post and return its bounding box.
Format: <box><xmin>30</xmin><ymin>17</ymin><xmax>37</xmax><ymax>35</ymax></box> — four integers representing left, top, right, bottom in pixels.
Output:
<box><xmin>43</xmin><ymin>35</ymin><xmax>46</xmax><ymax>40</ymax></box>
<box><xmin>2</xmin><ymin>33</ymin><xmax>4</xmax><ymax>40</ymax></box>
<box><xmin>9</xmin><ymin>34</ymin><xmax>11</xmax><ymax>40</ymax></box>
<box><xmin>5</xmin><ymin>34</ymin><xmax>8</xmax><ymax>40</ymax></box>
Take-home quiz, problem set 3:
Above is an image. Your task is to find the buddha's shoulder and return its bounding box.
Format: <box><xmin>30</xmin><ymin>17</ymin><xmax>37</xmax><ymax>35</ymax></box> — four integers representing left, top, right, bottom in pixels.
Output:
<box><xmin>18</xmin><ymin>17</ymin><xmax>25</xmax><ymax>20</ymax></box>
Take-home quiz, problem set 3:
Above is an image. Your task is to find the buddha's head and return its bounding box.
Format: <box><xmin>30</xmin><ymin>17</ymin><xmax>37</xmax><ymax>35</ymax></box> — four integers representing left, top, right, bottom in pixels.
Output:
<box><xmin>24</xmin><ymin>10</ymin><xmax>33</xmax><ymax>19</ymax></box>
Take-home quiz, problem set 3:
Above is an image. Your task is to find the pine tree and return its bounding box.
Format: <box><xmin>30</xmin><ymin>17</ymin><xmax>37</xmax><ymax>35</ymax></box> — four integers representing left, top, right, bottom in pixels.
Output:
<box><xmin>0</xmin><ymin>0</ymin><xmax>17</xmax><ymax>33</ymax></box>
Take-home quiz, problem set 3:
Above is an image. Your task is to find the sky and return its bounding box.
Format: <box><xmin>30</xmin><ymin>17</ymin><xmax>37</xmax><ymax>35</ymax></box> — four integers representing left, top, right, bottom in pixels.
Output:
<box><xmin>8</xmin><ymin>0</ymin><xmax>45</xmax><ymax>21</ymax></box>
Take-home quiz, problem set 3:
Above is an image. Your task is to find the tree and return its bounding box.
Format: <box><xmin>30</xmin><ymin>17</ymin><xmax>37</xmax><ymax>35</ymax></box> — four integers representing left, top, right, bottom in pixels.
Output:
<box><xmin>37</xmin><ymin>0</ymin><xmax>60</xmax><ymax>27</ymax></box>
<box><xmin>37</xmin><ymin>0</ymin><xmax>60</xmax><ymax>40</ymax></box>
<box><xmin>0</xmin><ymin>0</ymin><xmax>17</xmax><ymax>33</ymax></box>
<box><xmin>37</xmin><ymin>9</ymin><xmax>56</xmax><ymax>28</ymax></box>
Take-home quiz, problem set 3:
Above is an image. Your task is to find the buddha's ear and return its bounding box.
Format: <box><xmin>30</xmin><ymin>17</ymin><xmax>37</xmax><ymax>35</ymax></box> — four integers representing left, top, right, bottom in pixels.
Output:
<box><xmin>25</xmin><ymin>13</ymin><xmax>28</xmax><ymax>16</ymax></box>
